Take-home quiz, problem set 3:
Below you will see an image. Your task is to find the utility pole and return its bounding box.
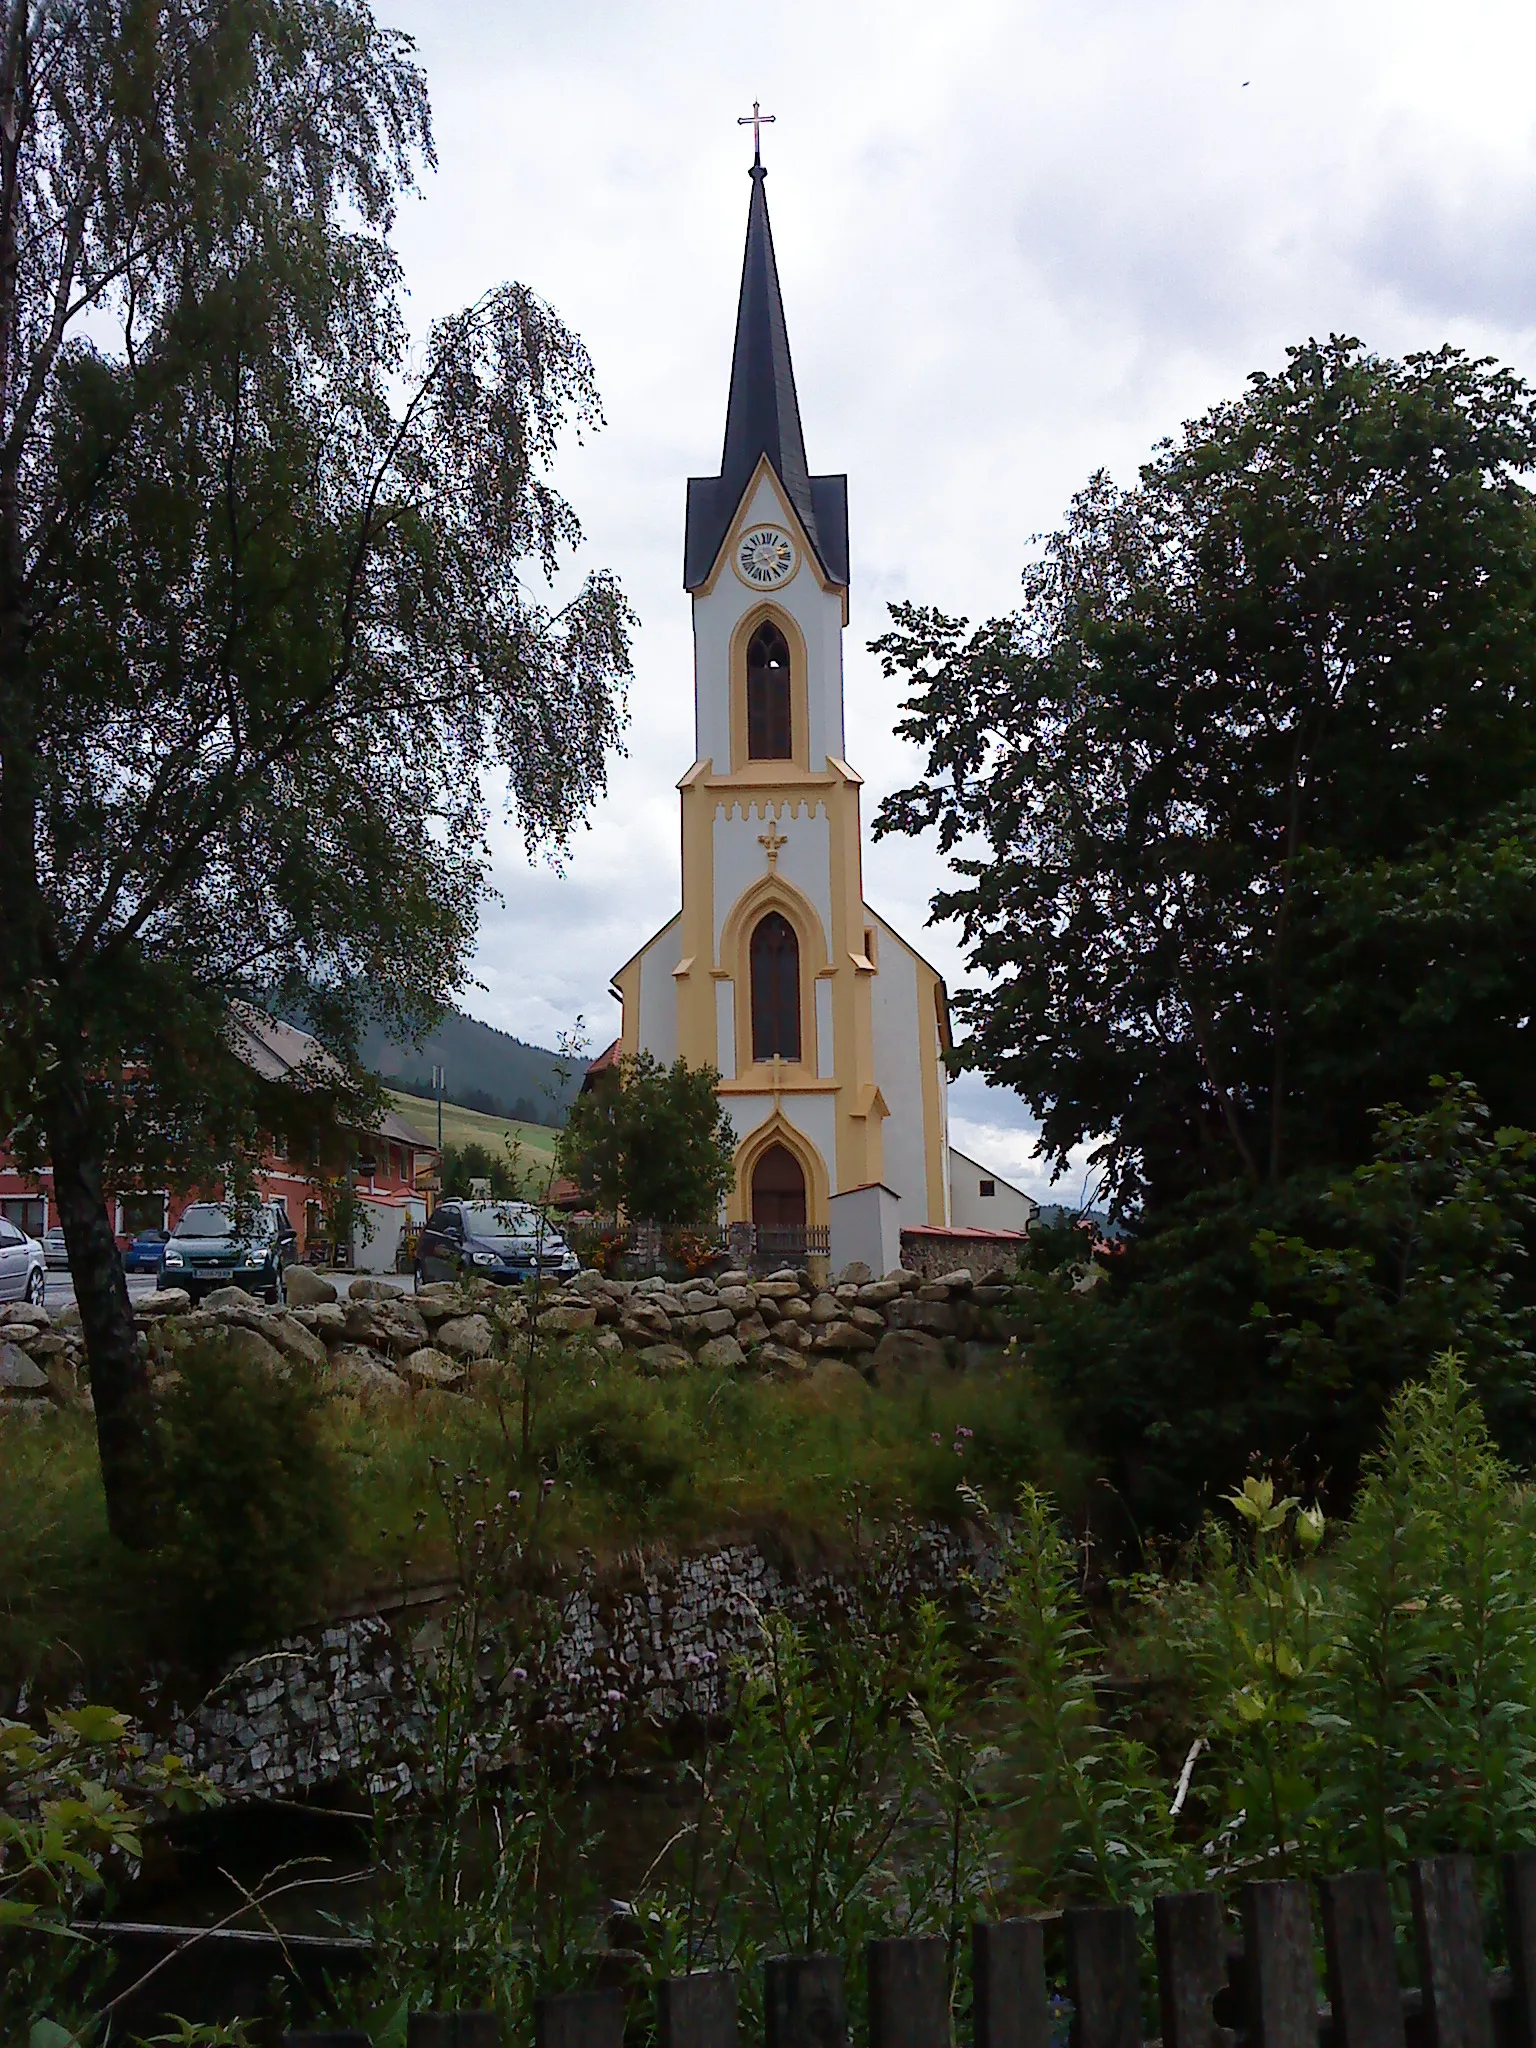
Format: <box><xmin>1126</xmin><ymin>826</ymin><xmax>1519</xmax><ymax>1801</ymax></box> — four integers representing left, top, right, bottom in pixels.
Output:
<box><xmin>432</xmin><ymin>1063</ymin><xmax>444</xmax><ymax>1151</ymax></box>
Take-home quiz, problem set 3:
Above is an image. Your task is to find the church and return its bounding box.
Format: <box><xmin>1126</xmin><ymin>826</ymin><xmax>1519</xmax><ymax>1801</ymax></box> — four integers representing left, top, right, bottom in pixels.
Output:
<box><xmin>609</xmin><ymin>137</ymin><xmax>1011</xmax><ymax>1269</ymax></box>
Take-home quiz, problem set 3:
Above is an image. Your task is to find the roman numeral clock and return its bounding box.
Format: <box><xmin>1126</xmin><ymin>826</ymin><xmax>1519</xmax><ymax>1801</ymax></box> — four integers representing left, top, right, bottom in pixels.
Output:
<box><xmin>735</xmin><ymin>524</ymin><xmax>796</xmax><ymax>588</ymax></box>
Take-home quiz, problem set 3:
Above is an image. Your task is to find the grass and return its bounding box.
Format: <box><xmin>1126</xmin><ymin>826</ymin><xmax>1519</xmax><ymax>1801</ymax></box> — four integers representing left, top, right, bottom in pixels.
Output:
<box><xmin>0</xmin><ymin>1346</ymin><xmax>1077</xmax><ymax>1697</ymax></box>
<box><xmin>387</xmin><ymin>1088</ymin><xmax>560</xmax><ymax>1169</ymax></box>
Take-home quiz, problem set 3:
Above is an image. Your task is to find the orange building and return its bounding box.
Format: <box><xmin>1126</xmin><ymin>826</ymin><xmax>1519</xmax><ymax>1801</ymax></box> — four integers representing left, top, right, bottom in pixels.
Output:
<box><xmin>0</xmin><ymin>1011</ymin><xmax>437</xmax><ymax>1267</ymax></box>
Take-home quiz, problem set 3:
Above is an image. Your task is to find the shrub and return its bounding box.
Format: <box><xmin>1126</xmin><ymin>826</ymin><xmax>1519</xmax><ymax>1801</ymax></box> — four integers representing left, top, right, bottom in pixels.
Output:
<box><xmin>546</xmin><ymin>1370</ymin><xmax>693</xmax><ymax>1510</ymax></box>
<box><xmin>1024</xmin><ymin>1084</ymin><xmax>1536</xmax><ymax>1539</ymax></box>
<box><xmin>156</xmin><ymin>1335</ymin><xmax>343</xmax><ymax>1659</ymax></box>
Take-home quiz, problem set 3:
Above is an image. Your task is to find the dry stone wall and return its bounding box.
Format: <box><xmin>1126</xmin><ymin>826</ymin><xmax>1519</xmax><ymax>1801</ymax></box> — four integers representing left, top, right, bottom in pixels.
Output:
<box><xmin>0</xmin><ymin>1255</ymin><xmax>1033</xmax><ymax>1415</ymax></box>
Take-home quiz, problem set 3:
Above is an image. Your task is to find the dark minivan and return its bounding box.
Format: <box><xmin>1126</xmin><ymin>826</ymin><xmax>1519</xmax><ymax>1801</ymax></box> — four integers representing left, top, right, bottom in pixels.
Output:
<box><xmin>414</xmin><ymin>1200</ymin><xmax>579</xmax><ymax>1286</ymax></box>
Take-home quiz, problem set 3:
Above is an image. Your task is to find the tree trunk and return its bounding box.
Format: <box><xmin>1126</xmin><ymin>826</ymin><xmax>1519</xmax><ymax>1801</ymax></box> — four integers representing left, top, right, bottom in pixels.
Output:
<box><xmin>47</xmin><ymin>1075</ymin><xmax>166</xmax><ymax>1550</ymax></box>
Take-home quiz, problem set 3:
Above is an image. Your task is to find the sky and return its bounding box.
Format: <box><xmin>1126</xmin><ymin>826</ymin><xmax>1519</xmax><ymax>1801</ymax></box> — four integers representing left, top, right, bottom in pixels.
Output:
<box><xmin>379</xmin><ymin>0</ymin><xmax>1536</xmax><ymax>1199</ymax></box>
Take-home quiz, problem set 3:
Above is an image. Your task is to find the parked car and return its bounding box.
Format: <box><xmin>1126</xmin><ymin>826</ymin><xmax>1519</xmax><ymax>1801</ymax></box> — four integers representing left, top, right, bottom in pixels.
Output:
<box><xmin>158</xmin><ymin>1202</ymin><xmax>296</xmax><ymax>1305</ymax></box>
<box><xmin>0</xmin><ymin>1217</ymin><xmax>45</xmax><ymax>1305</ymax></box>
<box><xmin>414</xmin><ymin>1200</ymin><xmax>580</xmax><ymax>1287</ymax></box>
<box><xmin>42</xmin><ymin>1226</ymin><xmax>69</xmax><ymax>1269</ymax></box>
<box><xmin>121</xmin><ymin>1227</ymin><xmax>169</xmax><ymax>1273</ymax></box>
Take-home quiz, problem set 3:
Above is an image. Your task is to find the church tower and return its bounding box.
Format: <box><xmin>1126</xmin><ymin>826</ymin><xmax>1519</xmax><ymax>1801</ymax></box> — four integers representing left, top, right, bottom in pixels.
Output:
<box><xmin>610</xmin><ymin>141</ymin><xmax>953</xmax><ymax>1253</ymax></box>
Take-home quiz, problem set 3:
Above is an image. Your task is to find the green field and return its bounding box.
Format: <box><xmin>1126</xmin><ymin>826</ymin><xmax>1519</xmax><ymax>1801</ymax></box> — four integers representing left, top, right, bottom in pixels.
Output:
<box><xmin>388</xmin><ymin>1088</ymin><xmax>560</xmax><ymax>1169</ymax></box>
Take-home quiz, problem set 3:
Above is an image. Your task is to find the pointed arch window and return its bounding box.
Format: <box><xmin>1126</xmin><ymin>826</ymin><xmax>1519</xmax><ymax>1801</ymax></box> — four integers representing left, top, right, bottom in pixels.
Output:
<box><xmin>747</xmin><ymin>620</ymin><xmax>793</xmax><ymax>760</ymax></box>
<box><xmin>750</xmin><ymin>911</ymin><xmax>801</xmax><ymax>1062</ymax></box>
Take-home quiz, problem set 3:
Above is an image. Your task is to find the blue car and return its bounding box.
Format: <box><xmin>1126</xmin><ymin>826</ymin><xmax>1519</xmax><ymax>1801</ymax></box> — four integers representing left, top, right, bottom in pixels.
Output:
<box><xmin>122</xmin><ymin>1228</ymin><xmax>169</xmax><ymax>1272</ymax></box>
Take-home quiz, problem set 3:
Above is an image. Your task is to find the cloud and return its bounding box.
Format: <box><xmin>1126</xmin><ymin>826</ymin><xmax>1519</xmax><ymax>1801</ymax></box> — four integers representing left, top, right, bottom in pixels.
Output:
<box><xmin>375</xmin><ymin>0</ymin><xmax>1536</xmax><ymax>1165</ymax></box>
<box><xmin>946</xmin><ymin>1070</ymin><xmax>1104</xmax><ymax>1206</ymax></box>
<box><xmin>1358</xmin><ymin>169</ymin><xmax>1536</xmax><ymax>332</ymax></box>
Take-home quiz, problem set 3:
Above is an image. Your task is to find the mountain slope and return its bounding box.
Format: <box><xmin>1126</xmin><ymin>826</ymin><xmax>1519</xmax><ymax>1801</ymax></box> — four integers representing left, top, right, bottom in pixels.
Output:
<box><xmin>387</xmin><ymin>1089</ymin><xmax>560</xmax><ymax>1165</ymax></box>
<box><xmin>359</xmin><ymin>1009</ymin><xmax>585</xmax><ymax>1127</ymax></box>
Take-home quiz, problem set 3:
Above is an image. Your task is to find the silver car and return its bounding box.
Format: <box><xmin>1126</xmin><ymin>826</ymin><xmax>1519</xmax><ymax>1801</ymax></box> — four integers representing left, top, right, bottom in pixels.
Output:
<box><xmin>0</xmin><ymin>1217</ymin><xmax>45</xmax><ymax>1304</ymax></box>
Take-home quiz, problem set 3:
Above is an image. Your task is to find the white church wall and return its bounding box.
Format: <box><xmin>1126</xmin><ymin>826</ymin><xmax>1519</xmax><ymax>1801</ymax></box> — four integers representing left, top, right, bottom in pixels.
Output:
<box><xmin>637</xmin><ymin>917</ymin><xmax>682</xmax><ymax>1065</ymax></box>
<box><xmin>808</xmin><ymin>599</ymin><xmax>847</xmax><ymax>766</ymax></box>
<box><xmin>691</xmin><ymin>472</ymin><xmax>847</xmax><ymax>772</ymax></box>
<box><xmin>711</xmin><ymin>800</ymin><xmax>832</xmax><ymax>964</ymax></box>
<box><xmin>935</xmin><ymin>1026</ymin><xmax>952</xmax><ymax>1226</ymax></box>
<box><xmin>772</xmin><ymin>802</ymin><xmax>833</xmax><ymax>940</ymax></box>
<box><xmin>721</xmin><ymin>1094</ymin><xmax>774</xmax><ymax>1146</ymax></box>
<box><xmin>782</xmin><ymin>1093</ymin><xmax>837</xmax><ymax>1186</ymax></box>
<box><xmin>870</xmin><ymin>921</ymin><xmax>931</xmax><ymax>1222</ymax></box>
<box><xmin>712</xmin><ymin>805</ymin><xmax>765</xmax><ymax>960</ymax></box>
<box><xmin>694</xmin><ymin>603</ymin><xmax>731</xmax><ymax>769</ymax></box>
<box><xmin>715</xmin><ymin>982</ymin><xmax>736</xmax><ymax>1079</ymax></box>
<box><xmin>815</xmin><ymin>979</ymin><xmax>834</xmax><ymax>1079</ymax></box>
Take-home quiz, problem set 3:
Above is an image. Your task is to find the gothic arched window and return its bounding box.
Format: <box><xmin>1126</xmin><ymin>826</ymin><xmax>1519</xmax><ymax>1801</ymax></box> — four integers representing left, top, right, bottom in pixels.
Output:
<box><xmin>746</xmin><ymin>620</ymin><xmax>793</xmax><ymax>760</ymax></box>
<box><xmin>750</xmin><ymin>911</ymin><xmax>801</xmax><ymax>1062</ymax></box>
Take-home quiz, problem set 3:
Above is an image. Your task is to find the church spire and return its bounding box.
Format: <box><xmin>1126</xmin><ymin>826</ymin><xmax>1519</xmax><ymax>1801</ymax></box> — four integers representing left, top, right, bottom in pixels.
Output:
<box><xmin>718</xmin><ymin>162</ymin><xmax>816</xmax><ymax>544</ymax></box>
<box><xmin>684</xmin><ymin>153</ymin><xmax>848</xmax><ymax>591</ymax></box>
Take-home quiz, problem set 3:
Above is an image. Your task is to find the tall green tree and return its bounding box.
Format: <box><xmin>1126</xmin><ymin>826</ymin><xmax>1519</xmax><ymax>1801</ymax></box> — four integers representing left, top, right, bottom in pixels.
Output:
<box><xmin>0</xmin><ymin>0</ymin><xmax>633</xmax><ymax>1544</ymax></box>
<box><xmin>874</xmin><ymin>339</ymin><xmax>1536</xmax><ymax>1215</ymax></box>
<box><xmin>557</xmin><ymin>1053</ymin><xmax>735</xmax><ymax>1229</ymax></box>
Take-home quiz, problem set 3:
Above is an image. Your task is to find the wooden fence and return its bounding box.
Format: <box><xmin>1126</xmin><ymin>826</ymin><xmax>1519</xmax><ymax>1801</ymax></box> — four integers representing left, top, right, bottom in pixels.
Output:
<box><xmin>283</xmin><ymin>1851</ymin><xmax>1536</xmax><ymax>2048</ymax></box>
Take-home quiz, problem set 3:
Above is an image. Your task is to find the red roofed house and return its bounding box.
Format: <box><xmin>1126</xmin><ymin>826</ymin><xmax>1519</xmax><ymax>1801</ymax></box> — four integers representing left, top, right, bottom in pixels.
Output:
<box><xmin>0</xmin><ymin>1010</ymin><xmax>437</xmax><ymax>1270</ymax></box>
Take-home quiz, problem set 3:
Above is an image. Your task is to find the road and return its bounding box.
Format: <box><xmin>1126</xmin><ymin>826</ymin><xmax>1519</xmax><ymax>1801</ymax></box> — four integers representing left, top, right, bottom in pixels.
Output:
<box><xmin>40</xmin><ymin>1267</ymin><xmax>417</xmax><ymax>1311</ymax></box>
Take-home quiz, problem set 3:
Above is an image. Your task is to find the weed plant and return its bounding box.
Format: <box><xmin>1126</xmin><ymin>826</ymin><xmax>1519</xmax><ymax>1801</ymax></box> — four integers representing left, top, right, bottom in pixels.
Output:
<box><xmin>0</xmin><ymin>1348</ymin><xmax>1070</xmax><ymax>1693</ymax></box>
<box><xmin>0</xmin><ymin>1706</ymin><xmax>217</xmax><ymax>2045</ymax></box>
<box><xmin>27</xmin><ymin>1348</ymin><xmax>1536</xmax><ymax>2046</ymax></box>
<box><xmin>0</xmin><ymin>1333</ymin><xmax>341</xmax><ymax>1689</ymax></box>
<box><xmin>623</xmin><ymin>1595</ymin><xmax>1002</xmax><ymax>2033</ymax></box>
<box><xmin>332</xmin><ymin>1545</ymin><xmax>1002</xmax><ymax>2044</ymax></box>
<box><xmin>1008</xmin><ymin>1352</ymin><xmax>1536</xmax><ymax>1906</ymax></box>
<box><xmin>331</xmin><ymin>1462</ymin><xmax>596</xmax><ymax>2046</ymax></box>
<box><xmin>157</xmin><ymin>1335</ymin><xmax>343</xmax><ymax>1662</ymax></box>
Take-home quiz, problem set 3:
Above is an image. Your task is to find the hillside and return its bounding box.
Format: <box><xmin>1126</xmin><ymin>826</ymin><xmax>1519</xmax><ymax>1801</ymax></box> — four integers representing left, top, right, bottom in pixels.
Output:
<box><xmin>387</xmin><ymin>1088</ymin><xmax>560</xmax><ymax>1168</ymax></box>
<box><xmin>361</xmin><ymin>1007</ymin><xmax>586</xmax><ymax>1127</ymax></box>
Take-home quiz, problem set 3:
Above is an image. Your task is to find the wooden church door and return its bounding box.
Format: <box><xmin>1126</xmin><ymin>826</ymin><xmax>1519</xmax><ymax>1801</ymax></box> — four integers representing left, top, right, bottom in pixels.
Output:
<box><xmin>751</xmin><ymin>1143</ymin><xmax>807</xmax><ymax>1229</ymax></box>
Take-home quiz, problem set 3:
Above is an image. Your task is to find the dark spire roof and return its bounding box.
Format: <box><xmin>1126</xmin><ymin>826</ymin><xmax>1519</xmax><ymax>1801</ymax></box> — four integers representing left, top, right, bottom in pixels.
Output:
<box><xmin>684</xmin><ymin>163</ymin><xmax>848</xmax><ymax>591</ymax></box>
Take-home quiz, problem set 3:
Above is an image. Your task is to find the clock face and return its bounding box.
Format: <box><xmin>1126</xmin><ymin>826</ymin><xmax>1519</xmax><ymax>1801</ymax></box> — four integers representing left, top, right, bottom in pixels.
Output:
<box><xmin>735</xmin><ymin>525</ymin><xmax>797</xmax><ymax>588</ymax></box>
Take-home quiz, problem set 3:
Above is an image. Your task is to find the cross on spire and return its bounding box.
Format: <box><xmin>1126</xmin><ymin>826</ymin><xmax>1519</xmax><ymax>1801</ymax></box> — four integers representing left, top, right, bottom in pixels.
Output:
<box><xmin>738</xmin><ymin>100</ymin><xmax>775</xmax><ymax>165</ymax></box>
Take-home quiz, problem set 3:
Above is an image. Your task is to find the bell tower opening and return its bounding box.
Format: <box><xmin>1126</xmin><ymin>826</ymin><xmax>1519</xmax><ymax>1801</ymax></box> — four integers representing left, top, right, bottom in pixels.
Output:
<box><xmin>752</xmin><ymin>1142</ymin><xmax>806</xmax><ymax>1229</ymax></box>
<box><xmin>747</xmin><ymin>620</ymin><xmax>793</xmax><ymax>759</ymax></box>
<box><xmin>750</xmin><ymin>910</ymin><xmax>801</xmax><ymax>1061</ymax></box>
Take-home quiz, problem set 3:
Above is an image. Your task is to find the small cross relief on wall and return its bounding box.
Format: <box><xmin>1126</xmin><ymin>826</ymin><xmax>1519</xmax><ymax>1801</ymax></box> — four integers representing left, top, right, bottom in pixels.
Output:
<box><xmin>758</xmin><ymin>819</ymin><xmax>787</xmax><ymax>868</ymax></box>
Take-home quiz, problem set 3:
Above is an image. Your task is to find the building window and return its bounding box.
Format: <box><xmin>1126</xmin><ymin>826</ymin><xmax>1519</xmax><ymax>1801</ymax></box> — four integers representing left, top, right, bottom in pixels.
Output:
<box><xmin>746</xmin><ymin>620</ymin><xmax>792</xmax><ymax>759</ymax></box>
<box><xmin>979</xmin><ymin>1179</ymin><xmax>996</xmax><ymax>1199</ymax></box>
<box><xmin>750</xmin><ymin>911</ymin><xmax>801</xmax><ymax>1061</ymax></box>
